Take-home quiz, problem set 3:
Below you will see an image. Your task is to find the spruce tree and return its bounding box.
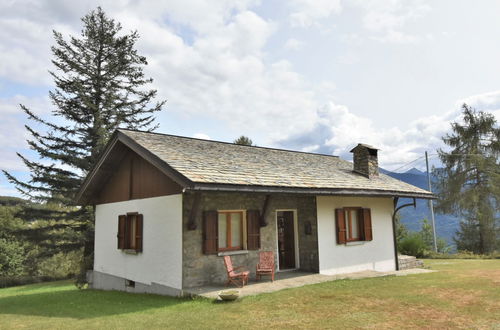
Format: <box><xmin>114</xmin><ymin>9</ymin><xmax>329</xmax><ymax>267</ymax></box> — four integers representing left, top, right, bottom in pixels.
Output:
<box><xmin>233</xmin><ymin>136</ymin><xmax>254</xmax><ymax>146</ymax></box>
<box><xmin>2</xmin><ymin>7</ymin><xmax>165</xmax><ymax>280</ymax></box>
<box><xmin>434</xmin><ymin>104</ymin><xmax>500</xmax><ymax>253</ymax></box>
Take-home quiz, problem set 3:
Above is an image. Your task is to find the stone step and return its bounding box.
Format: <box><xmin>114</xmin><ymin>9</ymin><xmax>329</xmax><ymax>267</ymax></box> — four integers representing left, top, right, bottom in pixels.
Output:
<box><xmin>398</xmin><ymin>255</ymin><xmax>424</xmax><ymax>270</ymax></box>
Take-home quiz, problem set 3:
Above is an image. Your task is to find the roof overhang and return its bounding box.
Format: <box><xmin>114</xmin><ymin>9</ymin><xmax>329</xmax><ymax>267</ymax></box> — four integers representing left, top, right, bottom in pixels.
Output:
<box><xmin>76</xmin><ymin>129</ymin><xmax>436</xmax><ymax>205</ymax></box>
<box><xmin>75</xmin><ymin>130</ymin><xmax>193</xmax><ymax>205</ymax></box>
<box><xmin>188</xmin><ymin>183</ymin><xmax>437</xmax><ymax>199</ymax></box>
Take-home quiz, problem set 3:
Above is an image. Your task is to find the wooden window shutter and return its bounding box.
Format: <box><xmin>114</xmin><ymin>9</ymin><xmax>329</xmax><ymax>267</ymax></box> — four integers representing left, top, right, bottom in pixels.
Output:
<box><xmin>335</xmin><ymin>209</ymin><xmax>346</xmax><ymax>244</ymax></box>
<box><xmin>118</xmin><ymin>215</ymin><xmax>126</xmax><ymax>249</ymax></box>
<box><xmin>203</xmin><ymin>210</ymin><xmax>218</xmax><ymax>254</ymax></box>
<box><xmin>247</xmin><ymin>210</ymin><xmax>261</xmax><ymax>250</ymax></box>
<box><xmin>362</xmin><ymin>208</ymin><xmax>373</xmax><ymax>241</ymax></box>
<box><xmin>135</xmin><ymin>214</ymin><xmax>143</xmax><ymax>252</ymax></box>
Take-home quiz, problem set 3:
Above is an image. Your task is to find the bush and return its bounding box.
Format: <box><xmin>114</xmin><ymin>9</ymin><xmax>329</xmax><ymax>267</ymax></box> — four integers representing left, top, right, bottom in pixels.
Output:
<box><xmin>0</xmin><ymin>275</ymin><xmax>64</xmax><ymax>288</ymax></box>
<box><xmin>0</xmin><ymin>238</ymin><xmax>26</xmax><ymax>277</ymax></box>
<box><xmin>426</xmin><ymin>250</ymin><xmax>500</xmax><ymax>259</ymax></box>
<box><xmin>398</xmin><ymin>233</ymin><xmax>429</xmax><ymax>258</ymax></box>
<box><xmin>36</xmin><ymin>251</ymin><xmax>81</xmax><ymax>278</ymax></box>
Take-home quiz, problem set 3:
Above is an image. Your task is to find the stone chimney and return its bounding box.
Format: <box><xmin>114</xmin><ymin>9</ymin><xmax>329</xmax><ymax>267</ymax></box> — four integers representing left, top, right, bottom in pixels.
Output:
<box><xmin>350</xmin><ymin>144</ymin><xmax>379</xmax><ymax>178</ymax></box>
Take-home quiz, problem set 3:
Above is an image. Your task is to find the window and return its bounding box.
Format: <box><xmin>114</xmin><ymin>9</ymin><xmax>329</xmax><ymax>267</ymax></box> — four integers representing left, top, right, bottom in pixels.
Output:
<box><xmin>335</xmin><ymin>207</ymin><xmax>372</xmax><ymax>244</ymax></box>
<box><xmin>117</xmin><ymin>213</ymin><xmax>143</xmax><ymax>252</ymax></box>
<box><xmin>344</xmin><ymin>208</ymin><xmax>360</xmax><ymax>241</ymax></box>
<box><xmin>218</xmin><ymin>211</ymin><xmax>243</xmax><ymax>251</ymax></box>
<box><xmin>202</xmin><ymin>209</ymin><xmax>260</xmax><ymax>254</ymax></box>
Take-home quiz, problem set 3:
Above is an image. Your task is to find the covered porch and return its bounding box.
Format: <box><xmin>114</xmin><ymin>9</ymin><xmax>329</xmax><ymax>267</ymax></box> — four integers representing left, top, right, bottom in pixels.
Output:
<box><xmin>184</xmin><ymin>268</ymin><xmax>435</xmax><ymax>299</ymax></box>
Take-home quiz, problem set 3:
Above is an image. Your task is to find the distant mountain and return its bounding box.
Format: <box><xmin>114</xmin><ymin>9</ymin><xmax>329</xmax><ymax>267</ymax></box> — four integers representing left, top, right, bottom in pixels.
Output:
<box><xmin>382</xmin><ymin>168</ymin><xmax>460</xmax><ymax>250</ymax></box>
<box><xmin>405</xmin><ymin>167</ymin><xmax>425</xmax><ymax>176</ymax></box>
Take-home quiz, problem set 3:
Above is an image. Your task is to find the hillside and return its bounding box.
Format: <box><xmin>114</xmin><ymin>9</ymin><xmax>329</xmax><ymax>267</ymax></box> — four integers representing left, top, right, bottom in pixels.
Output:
<box><xmin>382</xmin><ymin>168</ymin><xmax>460</xmax><ymax>248</ymax></box>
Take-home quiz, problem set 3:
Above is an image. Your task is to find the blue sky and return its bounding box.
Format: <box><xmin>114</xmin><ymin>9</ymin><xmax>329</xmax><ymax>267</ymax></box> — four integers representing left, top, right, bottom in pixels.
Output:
<box><xmin>1</xmin><ymin>0</ymin><xmax>500</xmax><ymax>196</ymax></box>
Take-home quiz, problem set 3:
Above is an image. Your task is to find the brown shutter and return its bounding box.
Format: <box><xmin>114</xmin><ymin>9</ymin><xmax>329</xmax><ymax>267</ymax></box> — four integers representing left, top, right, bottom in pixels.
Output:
<box><xmin>362</xmin><ymin>208</ymin><xmax>372</xmax><ymax>241</ymax></box>
<box><xmin>135</xmin><ymin>214</ymin><xmax>143</xmax><ymax>252</ymax></box>
<box><xmin>118</xmin><ymin>215</ymin><xmax>126</xmax><ymax>249</ymax></box>
<box><xmin>203</xmin><ymin>210</ymin><xmax>218</xmax><ymax>254</ymax></box>
<box><xmin>247</xmin><ymin>210</ymin><xmax>261</xmax><ymax>250</ymax></box>
<box><xmin>335</xmin><ymin>209</ymin><xmax>346</xmax><ymax>244</ymax></box>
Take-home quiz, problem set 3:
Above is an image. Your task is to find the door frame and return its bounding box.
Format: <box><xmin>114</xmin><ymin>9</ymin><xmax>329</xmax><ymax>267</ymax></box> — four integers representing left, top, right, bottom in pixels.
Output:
<box><xmin>275</xmin><ymin>209</ymin><xmax>300</xmax><ymax>271</ymax></box>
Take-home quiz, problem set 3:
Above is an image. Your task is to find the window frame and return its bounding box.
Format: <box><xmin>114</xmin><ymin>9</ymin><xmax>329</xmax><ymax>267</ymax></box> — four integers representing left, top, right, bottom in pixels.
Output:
<box><xmin>217</xmin><ymin>210</ymin><xmax>245</xmax><ymax>252</ymax></box>
<box><xmin>118</xmin><ymin>212</ymin><xmax>143</xmax><ymax>252</ymax></box>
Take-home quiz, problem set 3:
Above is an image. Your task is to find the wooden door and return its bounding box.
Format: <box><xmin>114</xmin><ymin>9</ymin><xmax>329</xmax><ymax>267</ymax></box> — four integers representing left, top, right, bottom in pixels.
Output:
<box><xmin>277</xmin><ymin>211</ymin><xmax>295</xmax><ymax>269</ymax></box>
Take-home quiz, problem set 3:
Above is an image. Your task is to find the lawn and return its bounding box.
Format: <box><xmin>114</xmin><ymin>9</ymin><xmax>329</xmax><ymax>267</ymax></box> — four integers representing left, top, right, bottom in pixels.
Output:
<box><xmin>0</xmin><ymin>259</ymin><xmax>498</xmax><ymax>329</ymax></box>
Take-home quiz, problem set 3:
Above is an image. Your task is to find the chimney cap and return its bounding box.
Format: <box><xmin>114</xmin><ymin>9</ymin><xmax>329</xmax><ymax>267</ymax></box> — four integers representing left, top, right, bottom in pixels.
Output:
<box><xmin>350</xmin><ymin>143</ymin><xmax>379</xmax><ymax>153</ymax></box>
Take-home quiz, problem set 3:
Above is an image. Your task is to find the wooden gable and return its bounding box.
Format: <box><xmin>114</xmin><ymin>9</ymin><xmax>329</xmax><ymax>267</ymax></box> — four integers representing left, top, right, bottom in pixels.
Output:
<box><xmin>97</xmin><ymin>149</ymin><xmax>182</xmax><ymax>204</ymax></box>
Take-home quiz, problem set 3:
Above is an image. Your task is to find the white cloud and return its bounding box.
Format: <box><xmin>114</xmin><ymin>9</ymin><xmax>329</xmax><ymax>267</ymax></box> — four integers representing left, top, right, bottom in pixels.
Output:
<box><xmin>371</xmin><ymin>30</ymin><xmax>419</xmax><ymax>44</ymax></box>
<box><xmin>289</xmin><ymin>0</ymin><xmax>342</xmax><ymax>27</ymax></box>
<box><xmin>458</xmin><ymin>90</ymin><xmax>500</xmax><ymax>119</ymax></box>
<box><xmin>274</xmin><ymin>100</ymin><xmax>470</xmax><ymax>171</ymax></box>
<box><xmin>113</xmin><ymin>9</ymin><xmax>319</xmax><ymax>142</ymax></box>
<box><xmin>0</xmin><ymin>1</ymin><xmax>320</xmax><ymax>172</ymax></box>
<box><xmin>352</xmin><ymin>0</ymin><xmax>431</xmax><ymax>44</ymax></box>
<box><xmin>2</xmin><ymin>0</ymin><xmax>498</xmax><ymax>183</ymax></box>
<box><xmin>284</xmin><ymin>38</ymin><xmax>304</xmax><ymax>51</ymax></box>
<box><xmin>0</xmin><ymin>95</ymin><xmax>51</xmax><ymax>114</ymax></box>
<box><xmin>193</xmin><ymin>133</ymin><xmax>211</xmax><ymax>140</ymax></box>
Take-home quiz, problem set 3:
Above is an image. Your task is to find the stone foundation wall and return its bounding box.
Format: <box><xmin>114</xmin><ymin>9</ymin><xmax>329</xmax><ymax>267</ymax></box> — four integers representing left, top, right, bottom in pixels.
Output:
<box><xmin>182</xmin><ymin>192</ymin><xmax>319</xmax><ymax>288</ymax></box>
<box><xmin>398</xmin><ymin>255</ymin><xmax>424</xmax><ymax>270</ymax></box>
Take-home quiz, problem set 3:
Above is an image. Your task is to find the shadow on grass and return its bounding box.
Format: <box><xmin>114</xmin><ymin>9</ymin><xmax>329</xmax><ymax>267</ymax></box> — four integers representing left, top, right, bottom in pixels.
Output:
<box><xmin>0</xmin><ymin>288</ymin><xmax>191</xmax><ymax>319</ymax></box>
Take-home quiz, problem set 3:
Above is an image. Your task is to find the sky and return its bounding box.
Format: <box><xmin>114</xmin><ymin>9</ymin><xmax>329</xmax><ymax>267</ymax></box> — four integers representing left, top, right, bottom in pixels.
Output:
<box><xmin>1</xmin><ymin>0</ymin><xmax>500</xmax><ymax>196</ymax></box>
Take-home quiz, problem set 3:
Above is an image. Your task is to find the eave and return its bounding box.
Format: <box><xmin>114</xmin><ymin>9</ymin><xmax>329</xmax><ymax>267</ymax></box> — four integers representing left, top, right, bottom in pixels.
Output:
<box><xmin>188</xmin><ymin>183</ymin><xmax>437</xmax><ymax>200</ymax></box>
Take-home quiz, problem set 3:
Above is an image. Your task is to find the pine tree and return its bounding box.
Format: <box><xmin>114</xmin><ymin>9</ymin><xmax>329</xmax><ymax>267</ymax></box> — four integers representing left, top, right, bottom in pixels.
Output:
<box><xmin>2</xmin><ymin>7</ymin><xmax>165</xmax><ymax>280</ymax></box>
<box><xmin>233</xmin><ymin>136</ymin><xmax>254</xmax><ymax>146</ymax></box>
<box><xmin>434</xmin><ymin>104</ymin><xmax>500</xmax><ymax>253</ymax></box>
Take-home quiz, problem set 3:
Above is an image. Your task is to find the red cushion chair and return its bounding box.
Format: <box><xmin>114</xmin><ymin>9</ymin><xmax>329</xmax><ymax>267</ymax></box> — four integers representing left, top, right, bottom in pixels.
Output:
<box><xmin>256</xmin><ymin>251</ymin><xmax>275</xmax><ymax>282</ymax></box>
<box><xmin>223</xmin><ymin>255</ymin><xmax>249</xmax><ymax>288</ymax></box>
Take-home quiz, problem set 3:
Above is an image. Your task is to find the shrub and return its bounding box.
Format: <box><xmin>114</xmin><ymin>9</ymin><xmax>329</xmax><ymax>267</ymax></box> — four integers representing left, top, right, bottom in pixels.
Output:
<box><xmin>398</xmin><ymin>233</ymin><xmax>429</xmax><ymax>258</ymax></box>
<box><xmin>0</xmin><ymin>238</ymin><xmax>26</xmax><ymax>277</ymax></box>
<box><xmin>426</xmin><ymin>250</ymin><xmax>500</xmax><ymax>259</ymax></box>
<box><xmin>36</xmin><ymin>251</ymin><xmax>81</xmax><ymax>278</ymax></box>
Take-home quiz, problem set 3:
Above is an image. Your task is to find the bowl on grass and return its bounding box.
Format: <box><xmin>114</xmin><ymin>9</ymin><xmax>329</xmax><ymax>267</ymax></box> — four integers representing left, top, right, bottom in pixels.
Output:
<box><xmin>218</xmin><ymin>290</ymin><xmax>240</xmax><ymax>301</ymax></box>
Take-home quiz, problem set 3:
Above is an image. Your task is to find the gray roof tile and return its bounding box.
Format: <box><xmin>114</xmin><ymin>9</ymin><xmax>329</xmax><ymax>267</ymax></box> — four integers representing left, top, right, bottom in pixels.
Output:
<box><xmin>120</xmin><ymin>129</ymin><xmax>433</xmax><ymax>197</ymax></box>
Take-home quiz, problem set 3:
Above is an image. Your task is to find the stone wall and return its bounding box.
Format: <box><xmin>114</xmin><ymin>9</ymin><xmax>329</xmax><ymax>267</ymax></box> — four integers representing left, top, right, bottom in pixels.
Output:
<box><xmin>182</xmin><ymin>191</ymin><xmax>319</xmax><ymax>288</ymax></box>
<box><xmin>398</xmin><ymin>255</ymin><xmax>424</xmax><ymax>270</ymax></box>
<box><xmin>352</xmin><ymin>145</ymin><xmax>379</xmax><ymax>178</ymax></box>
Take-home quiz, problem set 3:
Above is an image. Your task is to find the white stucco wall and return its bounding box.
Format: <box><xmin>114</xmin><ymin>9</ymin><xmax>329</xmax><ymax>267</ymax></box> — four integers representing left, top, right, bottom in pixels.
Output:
<box><xmin>94</xmin><ymin>194</ymin><xmax>183</xmax><ymax>290</ymax></box>
<box><xmin>316</xmin><ymin>196</ymin><xmax>396</xmax><ymax>275</ymax></box>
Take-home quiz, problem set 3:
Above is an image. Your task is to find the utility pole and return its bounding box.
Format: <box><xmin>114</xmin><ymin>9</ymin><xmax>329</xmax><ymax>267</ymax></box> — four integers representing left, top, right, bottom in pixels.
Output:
<box><xmin>425</xmin><ymin>151</ymin><xmax>438</xmax><ymax>252</ymax></box>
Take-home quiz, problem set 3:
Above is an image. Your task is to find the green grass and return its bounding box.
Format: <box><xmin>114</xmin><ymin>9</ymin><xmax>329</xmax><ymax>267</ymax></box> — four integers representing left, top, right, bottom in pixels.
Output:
<box><xmin>0</xmin><ymin>259</ymin><xmax>499</xmax><ymax>329</ymax></box>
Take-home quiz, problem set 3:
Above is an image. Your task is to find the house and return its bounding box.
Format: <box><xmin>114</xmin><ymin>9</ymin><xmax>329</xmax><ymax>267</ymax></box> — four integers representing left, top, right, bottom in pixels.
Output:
<box><xmin>76</xmin><ymin>129</ymin><xmax>434</xmax><ymax>296</ymax></box>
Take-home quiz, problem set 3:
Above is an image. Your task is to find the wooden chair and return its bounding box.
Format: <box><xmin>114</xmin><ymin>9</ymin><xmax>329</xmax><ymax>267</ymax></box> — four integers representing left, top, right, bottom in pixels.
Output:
<box><xmin>223</xmin><ymin>255</ymin><xmax>249</xmax><ymax>288</ymax></box>
<box><xmin>256</xmin><ymin>251</ymin><xmax>275</xmax><ymax>282</ymax></box>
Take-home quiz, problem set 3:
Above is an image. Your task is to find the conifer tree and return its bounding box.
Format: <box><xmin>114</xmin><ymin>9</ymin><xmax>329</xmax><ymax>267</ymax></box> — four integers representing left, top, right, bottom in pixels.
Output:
<box><xmin>434</xmin><ymin>104</ymin><xmax>500</xmax><ymax>253</ymax></box>
<box><xmin>2</xmin><ymin>7</ymin><xmax>165</xmax><ymax>278</ymax></box>
<box><xmin>233</xmin><ymin>136</ymin><xmax>254</xmax><ymax>146</ymax></box>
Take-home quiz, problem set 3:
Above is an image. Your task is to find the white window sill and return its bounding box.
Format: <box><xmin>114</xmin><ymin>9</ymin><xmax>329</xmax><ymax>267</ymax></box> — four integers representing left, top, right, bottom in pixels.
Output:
<box><xmin>123</xmin><ymin>249</ymin><xmax>139</xmax><ymax>254</ymax></box>
<box><xmin>345</xmin><ymin>241</ymin><xmax>365</xmax><ymax>246</ymax></box>
<box><xmin>218</xmin><ymin>250</ymin><xmax>249</xmax><ymax>256</ymax></box>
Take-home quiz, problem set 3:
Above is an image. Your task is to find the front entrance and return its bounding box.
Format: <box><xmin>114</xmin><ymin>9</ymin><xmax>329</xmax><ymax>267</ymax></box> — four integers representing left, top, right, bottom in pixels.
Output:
<box><xmin>277</xmin><ymin>211</ymin><xmax>296</xmax><ymax>270</ymax></box>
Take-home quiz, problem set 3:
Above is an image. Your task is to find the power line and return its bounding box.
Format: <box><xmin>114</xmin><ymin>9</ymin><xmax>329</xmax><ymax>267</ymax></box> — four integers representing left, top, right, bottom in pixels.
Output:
<box><xmin>389</xmin><ymin>152</ymin><xmax>491</xmax><ymax>173</ymax></box>
<box><xmin>390</xmin><ymin>155</ymin><xmax>427</xmax><ymax>173</ymax></box>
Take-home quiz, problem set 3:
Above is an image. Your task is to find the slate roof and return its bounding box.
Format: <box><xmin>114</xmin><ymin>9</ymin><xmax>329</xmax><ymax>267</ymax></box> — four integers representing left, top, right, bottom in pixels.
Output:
<box><xmin>107</xmin><ymin>129</ymin><xmax>433</xmax><ymax>199</ymax></box>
